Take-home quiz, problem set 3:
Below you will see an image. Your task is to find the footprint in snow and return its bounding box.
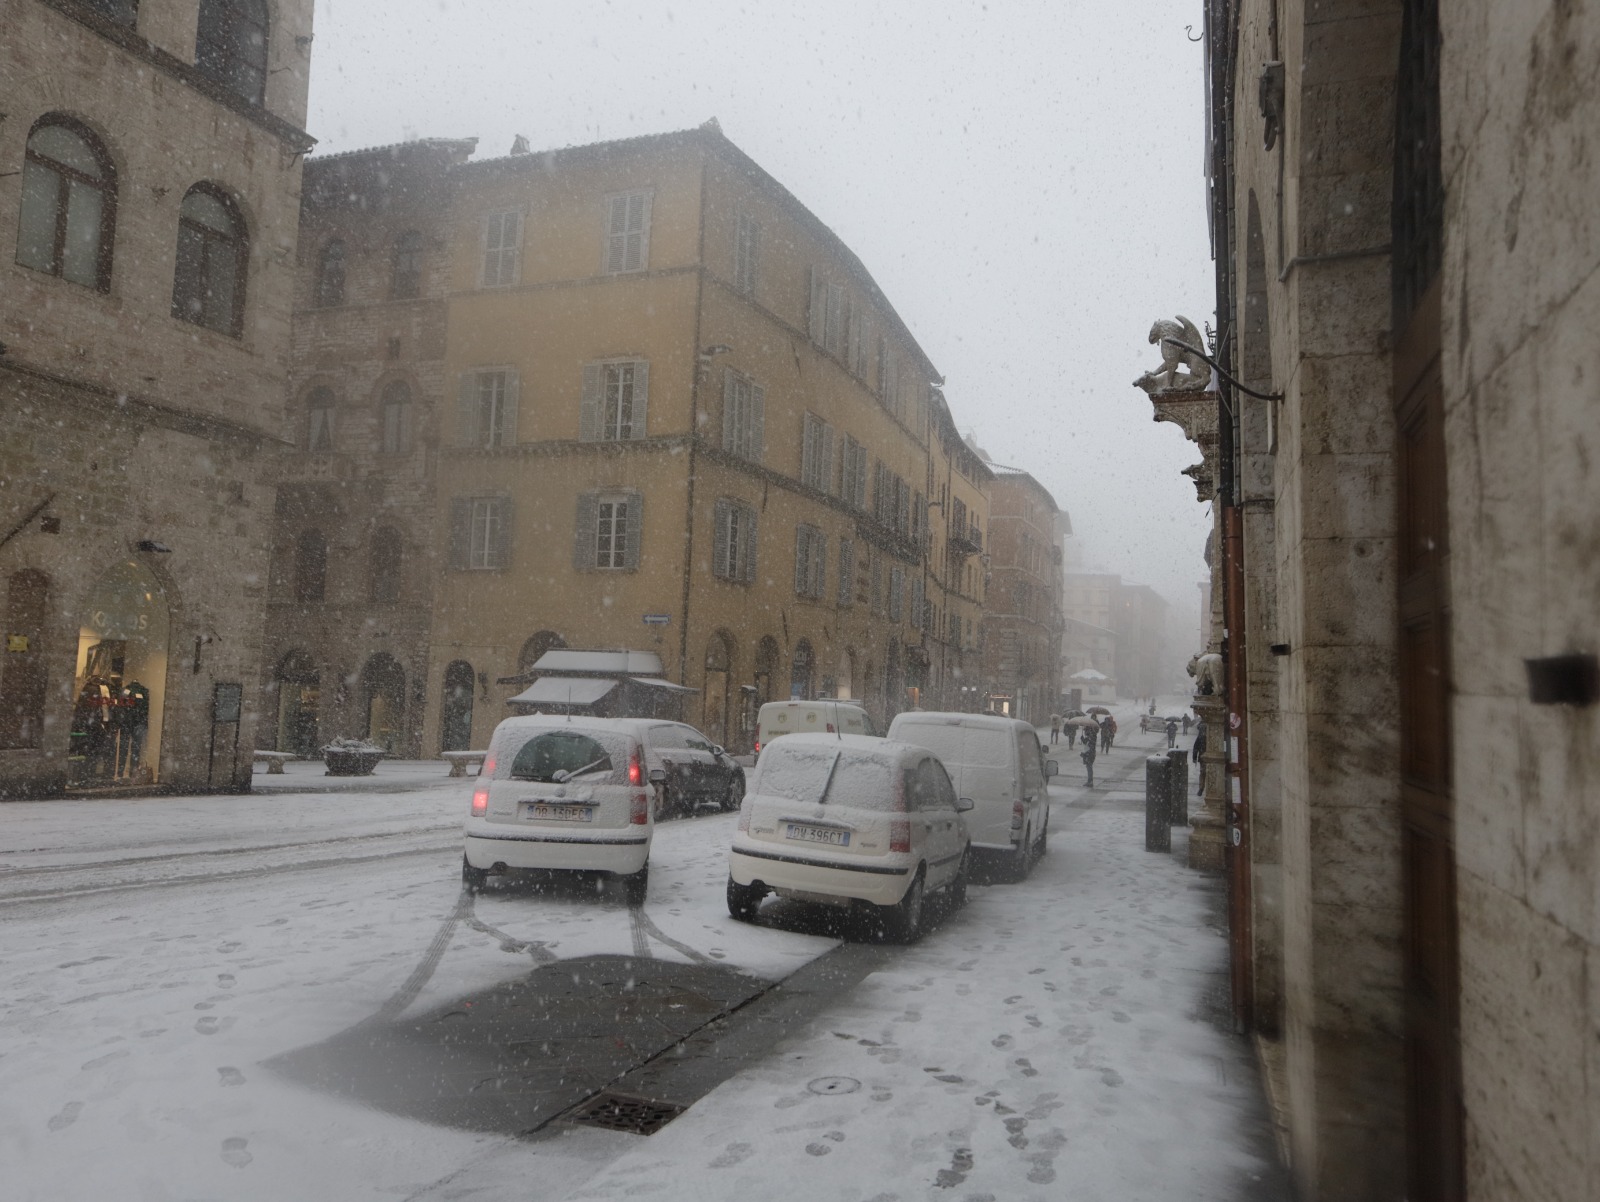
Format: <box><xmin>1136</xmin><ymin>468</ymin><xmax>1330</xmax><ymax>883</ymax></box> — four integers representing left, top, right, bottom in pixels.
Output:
<box><xmin>1028</xmin><ymin>968</ymin><xmax>1045</xmax><ymax>975</ymax></box>
<box><xmin>195</xmin><ymin>1016</ymin><xmax>236</xmax><ymax>1035</ymax></box>
<box><xmin>707</xmin><ymin>950</ymin><xmax>726</xmax><ymax>960</ymax></box>
<box><xmin>218</xmin><ymin>941</ymin><xmax>242</xmax><ymax>953</ymax></box>
<box><xmin>221</xmin><ymin>1136</ymin><xmax>252</xmax><ymax>1168</ymax></box>
<box><xmin>991</xmin><ymin>1034</ymin><xmax>1012</xmax><ymax>1048</ymax></box>
<box><xmin>1100</xmin><ymin>1069</ymin><xmax>1124</xmax><ymax>1087</ymax></box>
<box><xmin>805</xmin><ymin>1143</ymin><xmax>832</xmax><ymax>1156</ymax></box>
<box><xmin>870</xmin><ymin>1090</ymin><xmax>893</xmax><ymax>1102</ymax></box>
<box><xmin>933</xmin><ymin>1146</ymin><xmax>974</xmax><ymax>1188</ymax></box>
<box><xmin>80</xmin><ymin>1050</ymin><xmax>128</xmax><ymax>1071</ymax></box>
<box><xmin>218</xmin><ymin>1067</ymin><xmax>246</xmax><ymax>1087</ymax></box>
<box><xmin>47</xmin><ymin>1102</ymin><xmax>82</xmax><ymax>1132</ymax></box>
<box><xmin>217</xmin><ymin>973</ymin><xmax>235</xmax><ymax>988</ymax></box>
<box><xmin>709</xmin><ymin>1142</ymin><xmax>753</xmax><ymax>1169</ymax></box>
<box><xmin>1003</xmin><ymin>995</ymin><xmax>1022</xmax><ymax>1005</ymax></box>
<box><xmin>1014</xmin><ymin>1058</ymin><xmax>1040</xmax><ymax>1078</ymax></box>
<box><xmin>1111</xmin><ymin>1012</ymin><xmax>1131</xmax><ymax>1024</ymax></box>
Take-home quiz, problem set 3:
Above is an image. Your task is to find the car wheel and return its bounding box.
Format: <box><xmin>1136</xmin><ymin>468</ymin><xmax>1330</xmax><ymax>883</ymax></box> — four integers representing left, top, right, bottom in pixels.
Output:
<box><xmin>462</xmin><ymin>855</ymin><xmax>488</xmax><ymax>893</ymax></box>
<box><xmin>727</xmin><ymin>875</ymin><xmax>766</xmax><ymax>921</ymax></box>
<box><xmin>721</xmin><ymin>771</ymin><xmax>746</xmax><ymax>813</ymax></box>
<box><xmin>948</xmin><ymin>847</ymin><xmax>970</xmax><ymax>910</ymax></box>
<box><xmin>881</xmin><ymin>868</ymin><xmax>926</xmax><ymax>943</ymax></box>
<box><xmin>1034</xmin><ymin>817</ymin><xmax>1049</xmax><ymax>862</ymax></box>
<box><xmin>621</xmin><ymin>862</ymin><xmax>649</xmax><ymax>907</ymax></box>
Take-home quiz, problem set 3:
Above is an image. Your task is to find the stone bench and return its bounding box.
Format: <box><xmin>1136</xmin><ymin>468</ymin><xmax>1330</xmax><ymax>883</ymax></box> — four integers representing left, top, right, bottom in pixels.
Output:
<box><xmin>253</xmin><ymin>751</ymin><xmax>295</xmax><ymax>774</ymax></box>
<box><xmin>442</xmin><ymin>750</ymin><xmax>488</xmax><ymax>777</ymax></box>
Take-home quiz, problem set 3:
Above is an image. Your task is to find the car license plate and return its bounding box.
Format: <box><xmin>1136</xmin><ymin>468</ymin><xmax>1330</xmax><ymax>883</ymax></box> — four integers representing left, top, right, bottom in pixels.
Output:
<box><xmin>786</xmin><ymin>823</ymin><xmax>848</xmax><ymax>846</ymax></box>
<box><xmin>525</xmin><ymin>802</ymin><xmax>594</xmax><ymax>822</ymax></box>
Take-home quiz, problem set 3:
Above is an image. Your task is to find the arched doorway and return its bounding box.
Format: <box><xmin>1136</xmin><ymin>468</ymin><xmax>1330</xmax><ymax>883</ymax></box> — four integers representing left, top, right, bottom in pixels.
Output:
<box><xmin>836</xmin><ymin>649</ymin><xmax>856</xmax><ymax>700</ymax></box>
<box><xmin>702</xmin><ymin>630</ymin><xmax>734</xmax><ymax>747</ymax></box>
<box><xmin>275</xmin><ymin>649</ymin><xmax>320</xmax><ymax>757</ymax></box>
<box><xmin>0</xmin><ymin>569</ymin><xmax>49</xmax><ymax>749</ymax></box>
<box><xmin>791</xmin><ymin>640</ymin><xmax>815</xmax><ymax>701</ymax></box>
<box><xmin>440</xmin><ymin>660</ymin><xmax>475</xmax><ymax>752</ymax></box>
<box><xmin>73</xmin><ymin>560</ymin><xmax>169</xmax><ymax>784</ymax></box>
<box><xmin>360</xmin><ymin>652</ymin><xmax>405</xmax><ymax>751</ymax></box>
<box><xmin>518</xmin><ymin>630</ymin><xmax>566</xmax><ymax>674</ymax></box>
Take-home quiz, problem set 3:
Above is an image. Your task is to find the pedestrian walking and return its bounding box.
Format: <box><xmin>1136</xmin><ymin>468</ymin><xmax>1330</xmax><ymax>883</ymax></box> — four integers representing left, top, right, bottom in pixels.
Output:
<box><xmin>1182</xmin><ymin>714</ymin><xmax>1192</xmax><ymax>735</ymax></box>
<box><xmin>1147</xmin><ymin>698</ymin><xmax>1157</xmax><ymax>716</ymax></box>
<box><xmin>1165</xmin><ymin>717</ymin><xmax>1178</xmax><ymax>748</ymax></box>
<box><xmin>1099</xmin><ymin>717</ymin><xmax>1112</xmax><ymax>753</ymax></box>
<box><xmin>1080</xmin><ymin>731</ymin><xmax>1097</xmax><ymax>787</ymax></box>
<box><xmin>1049</xmin><ymin>713</ymin><xmax>1062</xmax><ymax>745</ymax></box>
<box><xmin>1065</xmin><ymin>724</ymin><xmax>1077</xmax><ymax>748</ymax></box>
<box><xmin>1192</xmin><ymin>720</ymin><xmax>1207</xmax><ymax>795</ymax></box>
<box><xmin>1106</xmin><ymin>714</ymin><xmax>1118</xmax><ymax>747</ymax></box>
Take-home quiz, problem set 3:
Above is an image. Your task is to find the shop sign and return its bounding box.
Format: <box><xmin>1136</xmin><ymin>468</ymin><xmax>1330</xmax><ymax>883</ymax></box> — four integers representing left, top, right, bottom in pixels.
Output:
<box><xmin>642</xmin><ymin>614</ymin><xmax>671</xmax><ymax>626</ymax></box>
<box><xmin>6</xmin><ymin>634</ymin><xmax>28</xmax><ymax>653</ymax></box>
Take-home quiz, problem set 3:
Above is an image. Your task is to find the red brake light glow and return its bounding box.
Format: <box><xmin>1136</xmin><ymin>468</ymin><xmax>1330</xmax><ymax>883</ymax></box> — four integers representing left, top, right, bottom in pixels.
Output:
<box><xmin>628</xmin><ymin>749</ymin><xmax>642</xmax><ymax>787</ymax></box>
<box><xmin>890</xmin><ymin>816</ymin><xmax>911</xmax><ymax>853</ymax></box>
<box><xmin>471</xmin><ymin>788</ymin><xmax>488</xmax><ymax>817</ymax></box>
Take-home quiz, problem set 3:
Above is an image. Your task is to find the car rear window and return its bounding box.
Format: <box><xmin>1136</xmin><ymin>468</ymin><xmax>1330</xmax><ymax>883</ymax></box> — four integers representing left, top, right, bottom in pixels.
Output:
<box><xmin>754</xmin><ymin>744</ymin><xmax>895</xmax><ymax>809</ymax></box>
<box><xmin>503</xmin><ymin>730</ymin><xmax>626</xmax><ymax>783</ymax></box>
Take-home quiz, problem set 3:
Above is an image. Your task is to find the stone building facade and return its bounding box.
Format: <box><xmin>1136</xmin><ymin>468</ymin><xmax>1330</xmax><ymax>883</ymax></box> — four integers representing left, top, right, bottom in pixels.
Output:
<box><xmin>1151</xmin><ymin>2</ymin><xmax>1600</xmax><ymax>1199</ymax></box>
<box><xmin>0</xmin><ymin>0</ymin><xmax>313</xmax><ymax>795</ymax></box>
<box><xmin>979</xmin><ymin>467</ymin><xmax>1062</xmax><ymax>724</ymax></box>
<box><xmin>264</xmin><ymin>125</ymin><xmax>996</xmax><ymax>755</ymax></box>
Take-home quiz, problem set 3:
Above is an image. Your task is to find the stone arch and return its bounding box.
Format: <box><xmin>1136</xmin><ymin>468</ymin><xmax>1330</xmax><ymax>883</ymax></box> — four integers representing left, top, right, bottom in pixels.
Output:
<box><xmin>701</xmin><ymin>629</ymin><xmax>735</xmax><ymax>747</ymax></box>
<box><xmin>274</xmin><ymin>648</ymin><xmax>320</xmax><ymax>756</ymax></box>
<box><xmin>72</xmin><ymin>559</ymin><xmax>169</xmax><ymax>784</ymax></box>
<box><xmin>360</xmin><ymin>651</ymin><xmax>405</xmax><ymax>751</ymax></box>
<box><xmin>518</xmin><ymin>630</ymin><xmax>566</xmax><ymax>673</ymax></box>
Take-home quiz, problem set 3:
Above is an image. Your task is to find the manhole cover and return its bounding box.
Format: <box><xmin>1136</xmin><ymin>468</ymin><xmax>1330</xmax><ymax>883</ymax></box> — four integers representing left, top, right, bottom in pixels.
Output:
<box><xmin>564</xmin><ymin>1090</ymin><xmax>685</xmax><ymax>1135</ymax></box>
<box><xmin>807</xmin><ymin>1076</ymin><xmax>861</xmax><ymax>1095</ymax></box>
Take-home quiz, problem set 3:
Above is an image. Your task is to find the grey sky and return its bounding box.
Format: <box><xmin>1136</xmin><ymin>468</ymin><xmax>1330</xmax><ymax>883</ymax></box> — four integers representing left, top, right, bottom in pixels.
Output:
<box><xmin>308</xmin><ymin>0</ymin><xmax>1216</xmax><ymax>638</ymax></box>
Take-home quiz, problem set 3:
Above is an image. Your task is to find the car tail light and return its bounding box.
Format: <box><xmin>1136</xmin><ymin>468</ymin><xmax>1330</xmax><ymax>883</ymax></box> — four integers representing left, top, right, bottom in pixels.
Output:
<box><xmin>753</xmin><ymin>739</ymin><xmax>760</xmax><ymax>754</ymax></box>
<box><xmin>1011</xmin><ymin>800</ymin><xmax>1025</xmax><ymax>831</ymax></box>
<box><xmin>629</xmin><ymin>748</ymin><xmax>642</xmax><ymax>787</ymax></box>
<box><xmin>890</xmin><ymin>817</ymin><xmax>911</xmax><ymax>853</ymax></box>
<box><xmin>482</xmin><ymin>753</ymin><xmax>496</xmax><ymax>777</ymax></box>
<box><xmin>630</xmin><ymin>788</ymin><xmax>649</xmax><ymax>824</ymax></box>
<box><xmin>826</xmin><ymin>723</ymin><xmax>836</xmax><ymax>733</ymax></box>
<box><xmin>471</xmin><ymin>787</ymin><xmax>488</xmax><ymax>817</ymax></box>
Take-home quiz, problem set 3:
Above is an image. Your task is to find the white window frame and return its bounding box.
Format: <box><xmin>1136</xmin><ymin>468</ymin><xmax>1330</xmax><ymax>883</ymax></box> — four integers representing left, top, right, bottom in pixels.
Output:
<box><xmin>801</xmin><ymin>412</ymin><xmax>834</xmax><ymax>493</ymax></box>
<box><xmin>581</xmin><ymin>359</ymin><xmax>650</xmax><ymax>441</ymax></box>
<box><xmin>480</xmin><ymin>210</ymin><xmax>522</xmax><ymax>288</ymax></box>
<box><xmin>794</xmin><ymin>525</ymin><xmax>827</xmax><ymax>600</ymax></box>
<box><xmin>460</xmin><ymin>367</ymin><xmax>518</xmax><ymax>448</ymax></box>
<box><xmin>603</xmin><ymin>189</ymin><xmax>653</xmax><ymax>275</ymax></box>
<box><xmin>451</xmin><ymin>496</ymin><xmax>511</xmax><ymax>571</ymax></box>
<box><xmin>722</xmin><ymin>368</ymin><xmax>765</xmax><ymax>462</ymax></box>
<box><xmin>596</xmin><ymin>495</ymin><xmax>631</xmax><ymax>569</ymax></box>
<box><xmin>713</xmin><ymin>498</ymin><xmax>758</xmax><ymax>583</ymax></box>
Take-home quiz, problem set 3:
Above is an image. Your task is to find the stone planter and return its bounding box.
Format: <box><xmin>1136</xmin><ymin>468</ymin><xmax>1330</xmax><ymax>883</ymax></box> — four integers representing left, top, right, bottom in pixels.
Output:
<box><xmin>322</xmin><ymin>749</ymin><xmax>384</xmax><ymax>776</ymax></box>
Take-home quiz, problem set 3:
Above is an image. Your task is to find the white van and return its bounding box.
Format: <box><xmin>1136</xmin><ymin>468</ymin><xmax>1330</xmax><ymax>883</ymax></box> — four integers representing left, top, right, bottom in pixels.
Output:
<box><xmin>885</xmin><ymin>711</ymin><xmax>1056</xmax><ymax>880</ymax></box>
<box><xmin>755</xmin><ymin>700</ymin><xmax>876</xmax><ymax>756</ymax></box>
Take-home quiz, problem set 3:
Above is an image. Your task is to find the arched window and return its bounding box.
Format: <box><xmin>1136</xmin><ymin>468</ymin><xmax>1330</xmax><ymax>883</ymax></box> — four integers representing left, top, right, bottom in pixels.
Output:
<box><xmin>517</xmin><ymin>631</ymin><xmax>566</xmax><ymax>674</ymax></box>
<box><xmin>391</xmin><ymin>230</ymin><xmax>424</xmax><ymax>299</ymax></box>
<box><xmin>195</xmin><ymin>0</ymin><xmax>269</xmax><ymax>106</ymax></box>
<box><xmin>379</xmin><ymin>380</ymin><xmax>411</xmax><ymax>454</ymax></box>
<box><xmin>294</xmin><ymin>529</ymin><xmax>327</xmax><ymax>603</ymax></box>
<box><xmin>369</xmin><ymin>527</ymin><xmax>402</xmax><ymax>604</ymax></box>
<box><xmin>15</xmin><ymin>117</ymin><xmax>116</xmax><ymax>290</ymax></box>
<box><xmin>172</xmin><ymin>184</ymin><xmax>246</xmax><ymax>335</ymax></box>
<box><xmin>0</xmin><ymin>569</ymin><xmax>49</xmax><ymax>749</ymax></box>
<box><xmin>314</xmin><ymin>238</ymin><xmax>346</xmax><ymax>307</ymax></box>
<box><xmin>305</xmin><ymin>387</ymin><xmax>334</xmax><ymax>452</ymax></box>
<box><xmin>360</xmin><ymin>653</ymin><xmax>405</xmax><ymax>751</ymax></box>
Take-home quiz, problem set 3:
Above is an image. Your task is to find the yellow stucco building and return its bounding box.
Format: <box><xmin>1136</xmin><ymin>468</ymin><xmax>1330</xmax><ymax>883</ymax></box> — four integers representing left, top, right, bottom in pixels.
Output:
<box><xmin>275</xmin><ymin>123</ymin><xmax>992</xmax><ymax>755</ymax></box>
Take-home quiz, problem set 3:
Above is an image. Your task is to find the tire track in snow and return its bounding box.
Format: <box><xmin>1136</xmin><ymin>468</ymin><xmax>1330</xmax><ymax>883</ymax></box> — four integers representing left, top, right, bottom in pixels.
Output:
<box><xmin>359</xmin><ymin>887</ymin><xmax>472</xmax><ymax>1026</ymax></box>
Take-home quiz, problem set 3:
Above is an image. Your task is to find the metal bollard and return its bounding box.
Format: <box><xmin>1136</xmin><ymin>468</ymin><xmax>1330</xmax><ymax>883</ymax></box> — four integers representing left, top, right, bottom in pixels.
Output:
<box><xmin>1145</xmin><ymin>756</ymin><xmax>1171</xmax><ymax>852</ymax></box>
<box><xmin>1166</xmin><ymin>747</ymin><xmax>1189</xmax><ymax>826</ymax></box>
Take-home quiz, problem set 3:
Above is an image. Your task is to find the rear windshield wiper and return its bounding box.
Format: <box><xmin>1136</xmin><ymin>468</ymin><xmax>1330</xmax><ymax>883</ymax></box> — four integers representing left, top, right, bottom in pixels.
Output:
<box><xmin>553</xmin><ymin>757</ymin><xmax>609</xmax><ymax>783</ymax></box>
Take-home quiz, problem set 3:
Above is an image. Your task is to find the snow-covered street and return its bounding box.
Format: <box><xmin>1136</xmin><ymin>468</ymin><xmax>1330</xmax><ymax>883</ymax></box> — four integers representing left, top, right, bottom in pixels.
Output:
<box><xmin>1</xmin><ymin>703</ymin><xmax>1284</xmax><ymax>1200</ymax></box>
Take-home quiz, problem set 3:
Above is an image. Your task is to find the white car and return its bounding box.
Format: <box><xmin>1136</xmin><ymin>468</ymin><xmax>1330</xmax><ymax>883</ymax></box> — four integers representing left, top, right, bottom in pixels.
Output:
<box><xmin>462</xmin><ymin>716</ymin><xmax>652</xmax><ymax>903</ymax></box>
<box><xmin>727</xmin><ymin>733</ymin><xmax>973</xmax><ymax>941</ymax></box>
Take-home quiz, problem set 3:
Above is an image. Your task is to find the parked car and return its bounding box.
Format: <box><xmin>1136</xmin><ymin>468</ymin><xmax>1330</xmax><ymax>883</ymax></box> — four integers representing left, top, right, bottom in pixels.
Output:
<box><xmin>754</xmin><ymin>700</ymin><xmax>877</xmax><ymax>758</ymax></box>
<box><xmin>609</xmin><ymin>719</ymin><xmax>745</xmax><ymax>819</ymax></box>
<box><xmin>727</xmin><ymin>733</ymin><xmax>973</xmax><ymax>941</ymax></box>
<box><xmin>462</xmin><ymin>716</ymin><xmax>652</xmax><ymax>903</ymax></box>
<box><xmin>886</xmin><ymin>712</ymin><xmax>1056</xmax><ymax>880</ymax></box>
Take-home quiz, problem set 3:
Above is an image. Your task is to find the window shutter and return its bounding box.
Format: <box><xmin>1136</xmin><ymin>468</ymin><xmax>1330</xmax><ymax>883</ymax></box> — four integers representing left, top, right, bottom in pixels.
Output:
<box><xmin>713</xmin><ymin>499</ymin><xmax>731</xmax><ymax>578</ymax></box>
<box><xmin>885</xmin><ymin>353</ymin><xmax>900</xmax><ymax>414</ymax></box>
<box><xmin>721</xmin><ymin>368</ymin><xmax>737</xmax><ymax>452</ymax></box>
<box><xmin>505</xmin><ymin>212</ymin><xmax>521</xmax><ymax>285</ymax></box>
<box><xmin>812</xmin><ymin>533</ymin><xmax>826</xmax><ymax>599</ymax></box>
<box><xmin>826</xmin><ymin>285</ymin><xmax>844</xmax><ymax>356</ymax></box>
<box><xmin>449</xmin><ymin>499</ymin><xmax>472</xmax><ymax>570</ymax></box>
<box><xmin>500</xmin><ymin>371</ymin><xmax>520</xmax><ymax>446</ymax></box>
<box><xmin>912</xmin><ymin>577</ymin><xmax>924</xmax><ymax>629</ymax></box>
<box><xmin>749</xmin><ymin>383</ymin><xmax>765</xmax><ymax>463</ymax></box>
<box><xmin>822</xmin><ymin>425</ymin><xmax>835</xmax><ymax>494</ymax></box>
<box><xmin>458</xmin><ymin>373</ymin><xmax>478</xmax><ymax>446</ymax></box>
<box><xmin>490</xmin><ymin>499</ymin><xmax>513</xmax><ymax>569</ymax></box>
<box><xmin>605</xmin><ymin>197</ymin><xmax>625</xmax><ymax>274</ymax></box>
<box><xmin>793</xmin><ymin>529</ymin><xmax>807</xmax><ymax>596</ymax></box>
<box><xmin>808</xmin><ymin>269</ymin><xmax>826</xmax><ymax>343</ymax></box>
<box><xmin>573</xmin><ymin>492</ymin><xmax>598</xmax><ymax>570</ymax></box>
<box><xmin>580</xmin><ymin>364</ymin><xmax>602</xmax><ymax>442</ymax></box>
<box><xmin>837</xmin><ymin>540</ymin><xmax>853</xmax><ymax>606</ymax></box>
<box><xmin>855</xmin><ymin>316</ymin><xmax>870</xmax><ymax>377</ymax></box>
<box><xmin>632</xmin><ymin>192</ymin><xmax>651</xmax><ymax>272</ymax></box>
<box><xmin>742</xmin><ymin>507</ymin><xmax>758</xmax><ymax>583</ymax></box>
<box><xmin>630</xmin><ymin>360</ymin><xmax>649</xmax><ymax>439</ymax></box>
<box><xmin>622</xmin><ymin>492</ymin><xmax>642</xmax><ymax>570</ymax></box>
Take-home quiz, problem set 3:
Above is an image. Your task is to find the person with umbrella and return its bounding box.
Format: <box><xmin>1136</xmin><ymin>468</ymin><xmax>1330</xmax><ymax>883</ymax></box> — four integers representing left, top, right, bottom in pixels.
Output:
<box><xmin>1165</xmin><ymin>716</ymin><xmax>1179</xmax><ymax>748</ymax></box>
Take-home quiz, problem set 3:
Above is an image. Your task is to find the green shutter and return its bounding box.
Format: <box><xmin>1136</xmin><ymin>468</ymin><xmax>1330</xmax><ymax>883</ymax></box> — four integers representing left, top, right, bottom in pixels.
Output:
<box><xmin>573</xmin><ymin>493</ymin><xmax>598</xmax><ymax>570</ymax></box>
<box><xmin>449</xmin><ymin>499</ymin><xmax>471</xmax><ymax>569</ymax></box>
<box><xmin>622</xmin><ymin>491</ymin><xmax>642</xmax><ymax>571</ymax></box>
<box><xmin>580</xmin><ymin>364</ymin><xmax>602</xmax><ymax>442</ymax></box>
<box><xmin>713</xmin><ymin>499</ymin><xmax>731</xmax><ymax>578</ymax></box>
<box><xmin>630</xmin><ymin>360</ymin><xmax>649</xmax><ymax>439</ymax></box>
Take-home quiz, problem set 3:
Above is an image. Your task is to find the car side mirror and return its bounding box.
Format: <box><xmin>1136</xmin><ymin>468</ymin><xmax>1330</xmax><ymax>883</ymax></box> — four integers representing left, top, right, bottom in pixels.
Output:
<box><xmin>956</xmin><ymin>796</ymin><xmax>975</xmax><ymax>813</ymax></box>
<box><xmin>648</xmin><ymin>768</ymin><xmax>667</xmax><ymax>785</ymax></box>
<box><xmin>1044</xmin><ymin>760</ymin><xmax>1059</xmax><ymax>777</ymax></box>
<box><xmin>711</xmin><ymin>745</ymin><xmax>726</xmax><ymax>758</ymax></box>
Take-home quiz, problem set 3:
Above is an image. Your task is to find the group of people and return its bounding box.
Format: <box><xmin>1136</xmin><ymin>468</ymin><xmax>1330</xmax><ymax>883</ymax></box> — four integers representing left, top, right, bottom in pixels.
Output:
<box><xmin>1045</xmin><ymin>704</ymin><xmax>1206</xmax><ymax>791</ymax></box>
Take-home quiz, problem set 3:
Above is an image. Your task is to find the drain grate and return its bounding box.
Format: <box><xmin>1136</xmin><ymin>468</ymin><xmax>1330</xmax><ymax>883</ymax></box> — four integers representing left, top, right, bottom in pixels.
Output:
<box><xmin>563</xmin><ymin>1090</ymin><xmax>685</xmax><ymax>1135</ymax></box>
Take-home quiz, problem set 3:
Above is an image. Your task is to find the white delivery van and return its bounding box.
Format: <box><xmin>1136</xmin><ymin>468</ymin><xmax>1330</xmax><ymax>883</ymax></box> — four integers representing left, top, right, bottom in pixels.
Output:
<box><xmin>885</xmin><ymin>711</ymin><xmax>1057</xmax><ymax>880</ymax></box>
<box><xmin>755</xmin><ymin>700</ymin><xmax>876</xmax><ymax>756</ymax></box>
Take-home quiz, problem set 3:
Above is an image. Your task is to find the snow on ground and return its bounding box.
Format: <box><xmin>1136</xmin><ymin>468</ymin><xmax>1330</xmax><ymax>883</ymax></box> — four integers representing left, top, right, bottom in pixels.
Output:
<box><xmin>550</xmin><ymin>808</ymin><xmax>1268</xmax><ymax>1202</ymax></box>
<box><xmin>0</xmin><ymin>770</ymin><xmax>835</xmax><ymax>1202</ymax></box>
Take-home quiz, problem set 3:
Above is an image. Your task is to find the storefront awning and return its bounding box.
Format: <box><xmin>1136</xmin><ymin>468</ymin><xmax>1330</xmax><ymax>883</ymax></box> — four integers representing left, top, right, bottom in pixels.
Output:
<box><xmin>628</xmin><ymin>677</ymin><xmax>699</xmax><ymax>694</ymax></box>
<box><xmin>506</xmin><ymin>677</ymin><xmax>617</xmax><ymax>706</ymax></box>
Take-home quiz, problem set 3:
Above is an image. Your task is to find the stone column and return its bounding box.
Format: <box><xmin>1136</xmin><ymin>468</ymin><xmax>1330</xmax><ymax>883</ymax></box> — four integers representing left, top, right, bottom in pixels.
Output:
<box><xmin>1189</xmin><ymin>691</ymin><xmax>1228</xmax><ymax>870</ymax></box>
